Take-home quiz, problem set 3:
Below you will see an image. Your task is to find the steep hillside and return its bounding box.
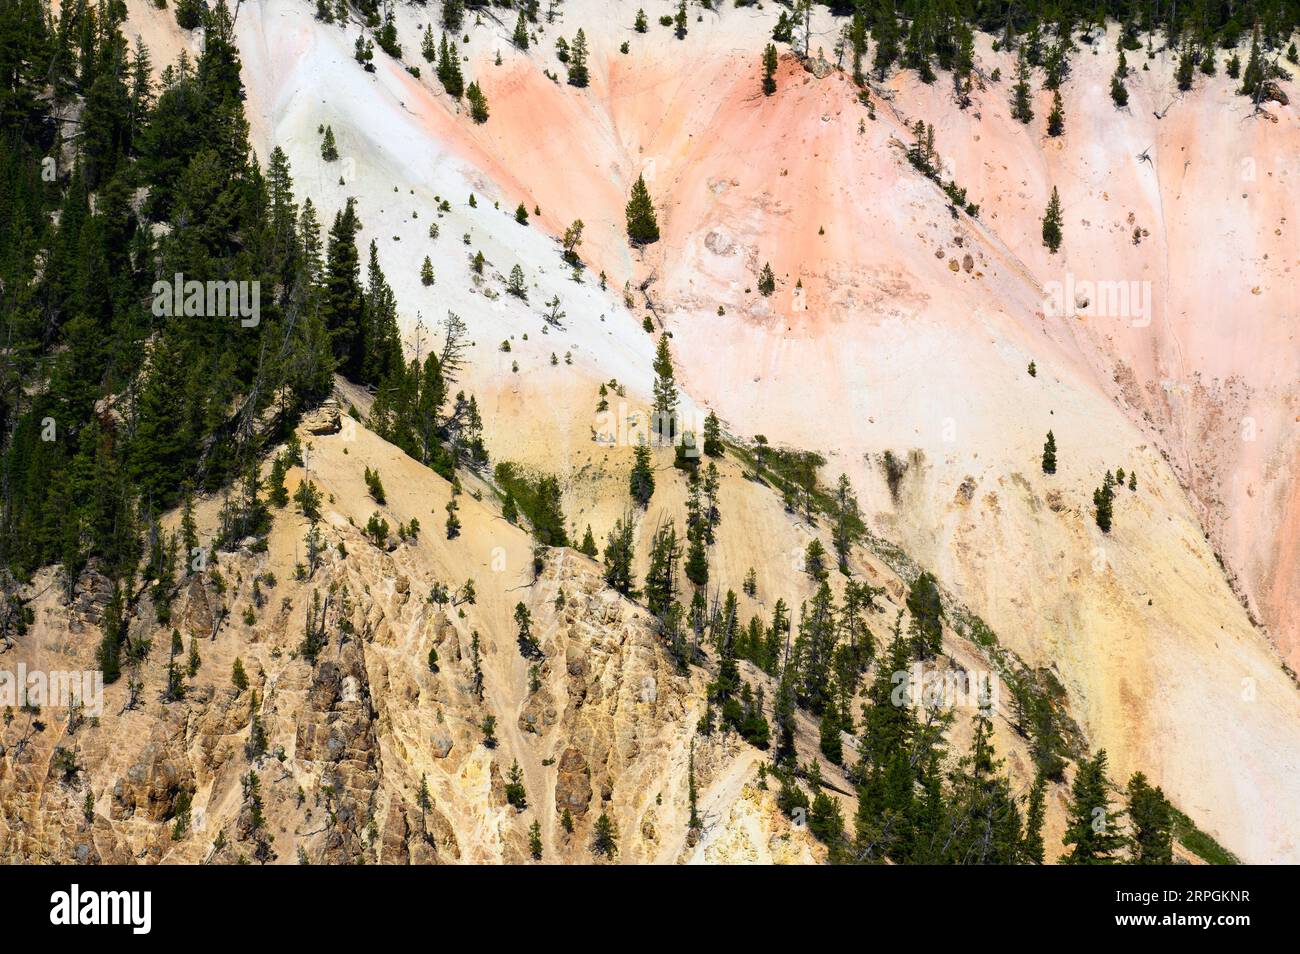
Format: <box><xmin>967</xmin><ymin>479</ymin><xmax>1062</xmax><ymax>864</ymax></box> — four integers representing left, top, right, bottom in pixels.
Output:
<box><xmin>3</xmin><ymin>0</ymin><xmax>1294</xmax><ymax>865</ymax></box>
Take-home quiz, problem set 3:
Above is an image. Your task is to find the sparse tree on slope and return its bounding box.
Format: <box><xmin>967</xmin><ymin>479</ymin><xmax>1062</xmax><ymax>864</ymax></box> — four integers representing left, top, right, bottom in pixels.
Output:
<box><xmin>625</xmin><ymin>174</ymin><xmax>660</xmax><ymax>246</ymax></box>
<box><xmin>1041</xmin><ymin>186</ymin><xmax>1063</xmax><ymax>253</ymax></box>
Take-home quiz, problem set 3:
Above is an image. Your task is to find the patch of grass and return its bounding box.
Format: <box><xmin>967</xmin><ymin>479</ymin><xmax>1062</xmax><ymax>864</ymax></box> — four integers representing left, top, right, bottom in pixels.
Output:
<box><xmin>1171</xmin><ymin>808</ymin><xmax>1239</xmax><ymax>865</ymax></box>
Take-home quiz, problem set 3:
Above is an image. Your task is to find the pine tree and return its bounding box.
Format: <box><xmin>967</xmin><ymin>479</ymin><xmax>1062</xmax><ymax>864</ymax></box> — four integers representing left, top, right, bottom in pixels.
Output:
<box><xmin>354</xmin><ymin>34</ymin><xmax>375</xmax><ymax>71</ymax></box>
<box><xmin>854</xmin><ymin>616</ymin><xmax>916</xmax><ymax>861</ymax></box>
<box><xmin>175</xmin><ymin>0</ymin><xmax>204</xmax><ymax>29</ymax></box>
<box><xmin>1042</xmin><ymin>431</ymin><xmax>1057</xmax><ymax>474</ymax></box>
<box><xmin>629</xmin><ymin>442</ymin><xmax>655</xmax><ymax>506</ymax></box>
<box><xmin>1093</xmin><ymin>470</ymin><xmax>1115</xmax><ymax>533</ymax></box>
<box><xmin>643</xmin><ymin>523</ymin><xmax>681</xmax><ymax>620</ymax></box>
<box><xmin>634</xmin><ymin>8</ymin><xmax>647</xmax><ymax>33</ymax></box>
<box><xmin>684</xmin><ymin>527</ymin><xmax>708</xmax><ymax>587</ymax></box>
<box><xmin>528</xmin><ymin>820</ymin><xmax>543</xmax><ymax>859</ymax></box>
<box><xmin>507</xmin><ymin>263</ymin><xmax>527</xmax><ymax>299</ymax></box>
<box><xmin>1126</xmin><ymin>772</ymin><xmax>1173</xmax><ymax>864</ymax></box>
<box><xmin>579</xmin><ymin>524</ymin><xmax>598</xmax><ymax>557</ymax></box>
<box><xmin>591</xmin><ymin>812</ymin><xmax>618</xmax><ymax>857</ymax></box>
<box><xmin>512</xmin><ymin>11</ymin><xmax>529</xmax><ymax>50</ymax></box>
<box><xmin>1175</xmin><ymin>39</ymin><xmax>1195</xmax><ymax>91</ymax></box>
<box><xmin>436</xmin><ymin>32</ymin><xmax>465</xmax><ymax>98</ymax></box>
<box><xmin>320</xmin><ymin>125</ymin><xmax>338</xmax><ymax>161</ymax></box>
<box><xmin>830</xmin><ymin>473</ymin><xmax>862</xmax><ymax>574</ymax></box>
<box><xmin>515</xmin><ymin>601</ymin><xmax>541</xmax><ymax>659</ymax></box>
<box><xmin>673</xmin><ymin>0</ymin><xmax>687</xmax><ymax>40</ymax></box>
<box><xmin>650</xmin><ymin>334</ymin><xmax>677</xmax><ymax>441</ymax></box>
<box><xmin>804</xmin><ymin>537</ymin><xmax>828</xmax><ymax>582</ymax></box>
<box><xmin>1239</xmin><ymin>24</ymin><xmax>1265</xmax><ymax>101</ymax></box>
<box><xmin>1047</xmin><ymin>89</ymin><xmax>1064</xmax><ymax>137</ymax></box>
<box><xmin>1041</xmin><ymin>186</ymin><xmax>1063</xmax><ymax>253</ymax></box>
<box><xmin>1060</xmin><ymin>750</ymin><xmax>1127</xmax><ymax>864</ymax></box>
<box><xmin>762</xmin><ymin>43</ymin><xmax>778</xmax><ymax>95</ymax></box>
<box><xmin>421</xmin><ymin>256</ymin><xmax>435</xmax><ymax>286</ymax></box>
<box><xmin>872</xmin><ymin>0</ymin><xmax>899</xmax><ymax>79</ymax></box>
<box><xmin>466</xmin><ymin>81</ymin><xmax>489</xmax><ymax>123</ymax></box>
<box><xmin>702</xmin><ymin>410</ymin><xmax>723</xmax><ymax>458</ymax></box>
<box><xmin>567</xmin><ymin>29</ymin><xmax>589</xmax><ymax>87</ymax></box>
<box><xmin>819</xmin><ymin>707</ymin><xmax>843</xmax><ymax>764</ymax></box>
<box><xmin>905</xmin><ymin>570</ymin><xmax>943</xmax><ymax>657</ymax></box>
<box><xmin>1111</xmin><ymin>50</ymin><xmax>1129</xmax><ymax>107</ymax></box>
<box><xmin>603</xmin><ymin>515</ymin><xmax>636</xmax><ymax>594</ymax></box>
<box><xmin>1022</xmin><ymin>771</ymin><xmax>1047</xmax><ymax>863</ymax></box>
<box><xmin>625</xmin><ymin>174</ymin><xmax>660</xmax><ymax>246</ymax></box>
<box><xmin>505</xmin><ymin>759</ymin><xmax>528</xmax><ymax>809</ymax></box>
<box><xmin>758</xmin><ymin>262</ymin><xmax>776</xmax><ymax>296</ymax></box>
<box><xmin>232</xmin><ymin>657</ymin><xmax>249</xmax><ymax>691</ymax></box>
<box><xmin>1011</xmin><ymin>48</ymin><xmax>1034</xmax><ymax>123</ymax></box>
<box><xmin>323</xmin><ymin>197</ymin><xmax>366</xmax><ymax>375</ymax></box>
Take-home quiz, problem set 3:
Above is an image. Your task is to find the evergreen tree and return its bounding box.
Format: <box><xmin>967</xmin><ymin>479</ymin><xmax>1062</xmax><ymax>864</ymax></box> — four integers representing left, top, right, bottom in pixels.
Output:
<box><xmin>854</xmin><ymin>616</ymin><xmax>916</xmax><ymax>862</ymax></box>
<box><xmin>1060</xmin><ymin>750</ymin><xmax>1127</xmax><ymax>864</ymax></box>
<box><xmin>684</xmin><ymin>527</ymin><xmax>708</xmax><ymax>587</ymax></box>
<box><xmin>1239</xmin><ymin>25</ymin><xmax>1265</xmax><ymax>101</ymax></box>
<box><xmin>1126</xmin><ymin>772</ymin><xmax>1173</xmax><ymax>864</ymax></box>
<box><xmin>674</xmin><ymin>0</ymin><xmax>688</xmax><ymax>39</ymax></box>
<box><xmin>1022</xmin><ymin>771</ymin><xmax>1047</xmax><ymax>863</ymax></box>
<box><xmin>591</xmin><ymin>812</ymin><xmax>618</xmax><ymax>857</ymax></box>
<box><xmin>1041</xmin><ymin>186</ymin><xmax>1063</xmax><ymax>253</ymax></box>
<box><xmin>830</xmin><ymin>473</ymin><xmax>863</xmax><ymax>574</ymax></box>
<box><xmin>436</xmin><ymin>32</ymin><xmax>465</xmax><ymax>98</ymax></box>
<box><xmin>602</xmin><ymin>514</ymin><xmax>636</xmax><ymax>595</ymax></box>
<box><xmin>762</xmin><ymin>43</ymin><xmax>778</xmax><ymax>95</ymax></box>
<box><xmin>650</xmin><ymin>334</ymin><xmax>677</xmax><ymax>442</ymax></box>
<box><xmin>1111</xmin><ymin>50</ymin><xmax>1129</xmax><ymax>107</ymax></box>
<box><xmin>872</xmin><ymin>0</ymin><xmax>900</xmax><ymax>79</ymax></box>
<box><xmin>507</xmin><ymin>263</ymin><xmax>527</xmax><ymax>299</ymax></box>
<box><xmin>1042</xmin><ymin>431</ymin><xmax>1057</xmax><ymax>474</ymax></box>
<box><xmin>804</xmin><ymin>537</ymin><xmax>828</xmax><ymax>582</ymax></box>
<box><xmin>320</xmin><ymin>125</ymin><xmax>338</xmax><ymax>161</ymax></box>
<box><xmin>512</xmin><ymin>12</ymin><xmax>529</xmax><ymax>50</ymax></box>
<box><xmin>1047</xmin><ymin>89</ymin><xmax>1064</xmax><ymax>137</ymax></box>
<box><xmin>505</xmin><ymin>759</ymin><xmax>528</xmax><ymax>809</ymax></box>
<box><xmin>1011</xmin><ymin>47</ymin><xmax>1034</xmax><ymax>123</ymax></box>
<box><xmin>528</xmin><ymin>820</ymin><xmax>543</xmax><ymax>859</ymax></box>
<box><xmin>630</xmin><ymin>442</ymin><xmax>655</xmax><ymax>506</ymax></box>
<box><xmin>625</xmin><ymin>174</ymin><xmax>660</xmax><ymax>246</ymax></box>
<box><xmin>324</xmin><ymin>198</ymin><xmax>366</xmax><ymax>376</ymax></box>
<box><xmin>1093</xmin><ymin>470</ymin><xmax>1115</xmax><ymax>533</ymax></box>
<box><xmin>905</xmin><ymin>570</ymin><xmax>943</xmax><ymax>657</ymax></box>
<box><xmin>819</xmin><ymin>707</ymin><xmax>843</xmax><ymax>764</ymax></box>
<box><xmin>702</xmin><ymin>410</ymin><xmax>723</xmax><ymax>458</ymax></box>
<box><xmin>644</xmin><ymin>523</ymin><xmax>680</xmax><ymax>620</ymax></box>
<box><xmin>515</xmin><ymin>601</ymin><xmax>542</xmax><ymax>659</ymax></box>
<box><xmin>579</xmin><ymin>524</ymin><xmax>598</xmax><ymax>557</ymax></box>
<box><xmin>758</xmin><ymin>262</ymin><xmax>776</xmax><ymax>296</ymax></box>
<box><xmin>1175</xmin><ymin>39</ymin><xmax>1195</xmax><ymax>91</ymax></box>
<box><xmin>466</xmin><ymin>81</ymin><xmax>489</xmax><ymax>123</ymax></box>
<box><xmin>567</xmin><ymin>29</ymin><xmax>589</xmax><ymax>87</ymax></box>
